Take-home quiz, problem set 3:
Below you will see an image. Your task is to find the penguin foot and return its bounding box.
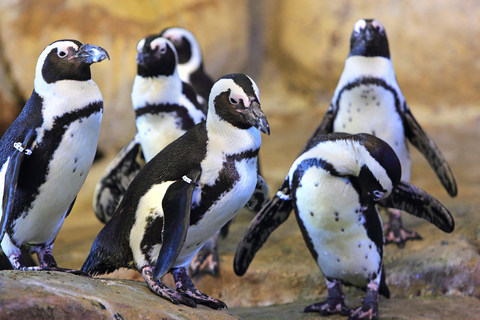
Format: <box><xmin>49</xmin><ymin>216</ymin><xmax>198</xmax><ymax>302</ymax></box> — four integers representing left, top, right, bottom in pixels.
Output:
<box><xmin>305</xmin><ymin>278</ymin><xmax>350</xmax><ymax>316</ymax></box>
<box><xmin>176</xmin><ymin>286</ymin><xmax>227</xmax><ymax>310</ymax></box>
<box><xmin>384</xmin><ymin>209</ymin><xmax>422</xmax><ymax>248</ymax></box>
<box><xmin>349</xmin><ymin>301</ymin><xmax>378</xmax><ymax>320</ymax></box>
<box><xmin>190</xmin><ymin>233</ymin><xmax>220</xmax><ymax>278</ymax></box>
<box><xmin>349</xmin><ymin>282</ymin><xmax>380</xmax><ymax>320</ymax></box>
<box><xmin>141</xmin><ymin>267</ymin><xmax>196</xmax><ymax>308</ymax></box>
<box><xmin>173</xmin><ymin>266</ymin><xmax>227</xmax><ymax>309</ymax></box>
<box><xmin>304</xmin><ymin>298</ymin><xmax>351</xmax><ymax>316</ymax></box>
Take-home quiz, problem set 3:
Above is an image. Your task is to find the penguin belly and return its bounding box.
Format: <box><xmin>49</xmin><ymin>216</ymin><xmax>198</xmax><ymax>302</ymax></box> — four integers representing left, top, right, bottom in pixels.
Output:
<box><xmin>174</xmin><ymin>157</ymin><xmax>259</xmax><ymax>267</ymax></box>
<box><xmin>13</xmin><ymin>113</ymin><xmax>102</xmax><ymax>245</ymax></box>
<box><xmin>294</xmin><ymin>166</ymin><xmax>382</xmax><ymax>288</ymax></box>
<box><xmin>333</xmin><ymin>83</ymin><xmax>411</xmax><ymax>181</ymax></box>
<box><xmin>136</xmin><ymin>113</ymin><xmax>186</xmax><ymax>162</ymax></box>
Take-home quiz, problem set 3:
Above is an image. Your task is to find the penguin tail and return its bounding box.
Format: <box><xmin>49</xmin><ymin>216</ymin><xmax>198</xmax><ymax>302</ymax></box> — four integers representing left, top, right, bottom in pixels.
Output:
<box><xmin>379</xmin><ymin>265</ymin><xmax>390</xmax><ymax>299</ymax></box>
<box><xmin>81</xmin><ymin>223</ymin><xmax>134</xmax><ymax>276</ymax></box>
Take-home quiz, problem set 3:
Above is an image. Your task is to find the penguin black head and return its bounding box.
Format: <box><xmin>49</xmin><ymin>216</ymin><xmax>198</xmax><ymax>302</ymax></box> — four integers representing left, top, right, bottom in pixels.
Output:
<box><xmin>353</xmin><ymin>133</ymin><xmax>401</xmax><ymax>202</ymax></box>
<box><xmin>349</xmin><ymin>19</ymin><xmax>390</xmax><ymax>59</ymax></box>
<box><xmin>39</xmin><ymin>39</ymin><xmax>109</xmax><ymax>84</ymax></box>
<box><xmin>136</xmin><ymin>35</ymin><xmax>178</xmax><ymax>78</ymax></box>
<box><xmin>159</xmin><ymin>27</ymin><xmax>199</xmax><ymax>66</ymax></box>
<box><xmin>209</xmin><ymin>73</ymin><xmax>270</xmax><ymax>135</ymax></box>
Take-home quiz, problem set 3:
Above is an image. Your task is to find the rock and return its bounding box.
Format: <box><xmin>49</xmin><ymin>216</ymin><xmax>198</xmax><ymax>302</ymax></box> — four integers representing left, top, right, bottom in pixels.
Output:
<box><xmin>0</xmin><ymin>270</ymin><xmax>240</xmax><ymax>320</ymax></box>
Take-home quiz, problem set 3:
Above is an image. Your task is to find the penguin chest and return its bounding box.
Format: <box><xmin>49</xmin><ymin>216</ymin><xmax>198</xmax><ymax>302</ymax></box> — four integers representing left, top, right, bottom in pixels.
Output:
<box><xmin>13</xmin><ymin>113</ymin><xmax>102</xmax><ymax>245</ymax></box>
<box><xmin>333</xmin><ymin>83</ymin><xmax>410</xmax><ymax>179</ymax></box>
<box><xmin>293</xmin><ymin>166</ymin><xmax>382</xmax><ymax>287</ymax></box>
<box><xmin>175</xmin><ymin>155</ymin><xmax>259</xmax><ymax>267</ymax></box>
<box><xmin>136</xmin><ymin>113</ymin><xmax>187</xmax><ymax>162</ymax></box>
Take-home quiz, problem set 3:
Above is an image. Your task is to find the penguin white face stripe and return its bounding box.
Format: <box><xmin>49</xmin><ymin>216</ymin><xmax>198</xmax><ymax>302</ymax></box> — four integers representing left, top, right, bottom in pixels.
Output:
<box><xmin>161</xmin><ymin>27</ymin><xmax>202</xmax><ymax>80</ymax></box>
<box><xmin>0</xmin><ymin>157</ymin><xmax>9</xmax><ymax>223</ymax></box>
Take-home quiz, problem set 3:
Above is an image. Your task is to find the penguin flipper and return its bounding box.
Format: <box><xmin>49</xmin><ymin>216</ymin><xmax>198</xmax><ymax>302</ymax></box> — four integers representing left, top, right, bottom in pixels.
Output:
<box><xmin>153</xmin><ymin>167</ymin><xmax>202</xmax><ymax>280</ymax></box>
<box><xmin>379</xmin><ymin>181</ymin><xmax>454</xmax><ymax>233</ymax></box>
<box><xmin>234</xmin><ymin>181</ymin><xmax>293</xmax><ymax>276</ymax></box>
<box><xmin>246</xmin><ymin>175</ymin><xmax>269</xmax><ymax>212</ymax></box>
<box><xmin>1</xmin><ymin>130</ymin><xmax>36</xmax><ymax>241</ymax></box>
<box><xmin>403</xmin><ymin>105</ymin><xmax>457</xmax><ymax>197</ymax></box>
<box><xmin>93</xmin><ymin>136</ymin><xmax>146</xmax><ymax>223</ymax></box>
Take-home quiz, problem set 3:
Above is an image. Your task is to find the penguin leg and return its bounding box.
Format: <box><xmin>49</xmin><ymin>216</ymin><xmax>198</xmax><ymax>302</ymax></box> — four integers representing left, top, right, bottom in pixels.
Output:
<box><xmin>304</xmin><ymin>278</ymin><xmax>351</xmax><ymax>316</ymax></box>
<box><xmin>141</xmin><ymin>266</ymin><xmax>196</xmax><ymax>308</ymax></box>
<box><xmin>189</xmin><ymin>230</ymin><xmax>220</xmax><ymax>278</ymax></box>
<box><xmin>349</xmin><ymin>282</ymin><xmax>380</xmax><ymax>320</ymax></box>
<box><xmin>383</xmin><ymin>208</ymin><xmax>422</xmax><ymax>248</ymax></box>
<box><xmin>34</xmin><ymin>244</ymin><xmax>90</xmax><ymax>276</ymax></box>
<box><xmin>172</xmin><ymin>266</ymin><xmax>227</xmax><ymax>309</ymax></box>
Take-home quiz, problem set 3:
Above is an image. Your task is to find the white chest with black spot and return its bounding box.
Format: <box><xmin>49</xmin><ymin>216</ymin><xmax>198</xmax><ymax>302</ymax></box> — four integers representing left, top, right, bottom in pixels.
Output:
<box><xmin>10</xmin><ymin>80</ymin><xmax>103</xmax><ymax>248</ymax></box>
<box><xmin>132</xmin><ymin>75</ymin><xmax>205</xmax><ymax>162</ymax></box>
<box><xmin>332</xmin><ymin>56</ymin><xmax>411</xmax><ymax>181</ymax></box>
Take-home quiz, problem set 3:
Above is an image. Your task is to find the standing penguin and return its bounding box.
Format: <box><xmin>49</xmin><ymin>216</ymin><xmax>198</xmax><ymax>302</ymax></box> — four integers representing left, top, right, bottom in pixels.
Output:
<box><xmin>0</xmin><ymin>40</ymin><xmax>109</xmax><ymax>272</ymax></box>
<box><xmin>258</xmin><ymin>19</ymin><xmax>457</xmax><ymax>247</ymax></box>
<box><xmin>92</xmin><ymin>35</ymin><xmax>205</xmax><ymax>224</ymax></box>
<box><xmin>82</xmin><ymin>73</ymin><xmax>270</xmax><ymax>309</ymax></box>
<box><xmin>159</xmin><ymin>27</ymin><xmax>215</xmax><ymax>106</ymax></box>
<box><xmin>158</xmin><ymin>27</ymin><xmax>228</xmax><ymax>277</ymax></box>
<box><xmin>234</xmin><ymin>133</ymin><xmax>454</xmax><ymax>320</ymax></box>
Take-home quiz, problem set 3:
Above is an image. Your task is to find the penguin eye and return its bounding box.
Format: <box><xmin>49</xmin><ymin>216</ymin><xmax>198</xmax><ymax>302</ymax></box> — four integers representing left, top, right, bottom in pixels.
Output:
<box><xmin>373</xmin><ymin>190</ymin><xmax>385</xmax><ymax>200</ymax></box>
<box><xmin>57</xmin><ymin>50</ymin><xmax>68</xmax><ymax>58</ymax></box>
<box><xmin>229</xmin><ymin>97</ymin><xmax>239</xmax><ymax>105</ymax></box>
<box><xmin>160</xmin><ymin>45</ymin><xmax>167</xmax><ymax>54</ymax></box>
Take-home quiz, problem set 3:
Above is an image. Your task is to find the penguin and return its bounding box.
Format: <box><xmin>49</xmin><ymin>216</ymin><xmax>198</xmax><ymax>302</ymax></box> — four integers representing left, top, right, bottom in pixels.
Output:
<box><xmin>234</xmin><ymin>133</ymin><xmax>454</xmax><ymax>320</ymax></box>
<box><xmin>0</xmin><ymin>40</ymin><xmax>109</xmax><ymax>272</ymax></box>
<box><xmin>256</xmin><ymin>19</ymin><xmax>457</xmax><ymax>247</ymax></box>
<box><xmin>92</xmin><ymin>35</ymin><xmax>205</xmax><ymax>224</ymax></box>
<box><xmin>159</xmin><ymin>27</ymin><xmax>215</xmax><ymax>107</ymax></box>
<box><xmin>82</xmin><ymin>73</ymin><xmax>270</xmax><ymax>309</ymax></box>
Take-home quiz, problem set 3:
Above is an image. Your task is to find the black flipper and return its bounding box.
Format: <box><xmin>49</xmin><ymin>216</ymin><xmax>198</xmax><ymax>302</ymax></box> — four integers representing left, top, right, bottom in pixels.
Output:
<box><xmin>153</xmin><ymin>167</ymin><xmax>202</xmax><ymax>280</ymax></box>
<box><xmin>378</xmin><ymin>180</ymin><xmax>454</xmax><ymax>233</ymax></box>
<box><xmin>403</xmin><ymin>104</ymin><xmax>457</xmax><ymax>197</ymax></box>
<box><xmin>93</xmin><ymin>136</ymin><xmax>145</xmax><ymax>223</ymax></box>
<box><xmin>1</xmin><ymin>130</ymin><xmax>36</xmax><ymax>241</ymax></box>
<box><xmin>234</xmin><ymin>181</ymin><xmax>293</xmax><ymax>276</ymax></box>
<box><xmin>246</xmin><ymin>175</ymin><xmax>269</xmax><ymax>212</ymax></box>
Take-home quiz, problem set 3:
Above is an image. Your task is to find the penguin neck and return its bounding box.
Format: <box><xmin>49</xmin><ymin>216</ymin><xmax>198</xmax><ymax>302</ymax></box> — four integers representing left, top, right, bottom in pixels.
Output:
<box><xmin>205</xmin><ymin>110</ymin><xmax>262</xmax><ymax>156</ymax></box>
<box><xmin>343</xmin><ymin>56</ymin><xmax>395</xmax><ymax>81</ymax></box>
<box><xmin>177</xmin><ymin>45</ymin><xmax>202</xmax><ymax>84</ymax></box>
<box><xmin>131</xmin><ymin>71</ymin><xmax>182</xmax><ymax>110</ymax></box>
<box><xmin>34</xmin><ymin>78</ymin><xmax>103</xmax><ymax>125</ymax></box>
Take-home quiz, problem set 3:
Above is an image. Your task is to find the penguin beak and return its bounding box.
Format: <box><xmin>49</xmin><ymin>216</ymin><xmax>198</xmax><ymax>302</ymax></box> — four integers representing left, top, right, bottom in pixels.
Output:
<box><xmin>72</xmin><ymin>44</ymin><xmax>110</xmax><ymax>65</ymax></box>
<box><xmin>242</xmin><ymin>100</ymin><xmax>270</xmax><ymax>135</ymax></box>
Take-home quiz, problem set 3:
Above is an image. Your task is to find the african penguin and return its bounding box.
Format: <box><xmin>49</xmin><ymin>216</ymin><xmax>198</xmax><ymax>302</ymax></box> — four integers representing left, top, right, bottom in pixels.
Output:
<box><xmin>0</xmin><ymin>40</ymin><xmax>109</xmax><ymax>273</ymax></box>
<box><xmin>82</xmin><ymin>73</ymin><xmax>270</xmax><ymax>309</ymax></box>
<box><xmin>159</xmin><ymin>27</ymin><xmax>214</xmax><ymax>107</ymax></box>
<box><xmin>262</xmin><ymin>18</ymin><xmax>457</xmax><ymax>247</ymax></box>
<box><xmin>92</xmin><ymin>35</ymin><xmax>205</xmax><ymax>224</ymax></box>
<box><xmin>234</xmin><ymin>133</ymin><xmax>454</xmax><ymax>320</ymax></box>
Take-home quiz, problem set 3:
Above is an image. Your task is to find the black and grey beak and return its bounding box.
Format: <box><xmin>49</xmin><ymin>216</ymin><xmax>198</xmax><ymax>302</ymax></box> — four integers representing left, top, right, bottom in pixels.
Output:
<box><xmin>243</xmin><ymin>100</ymin><xmax>270</xmax><ymax>135</ymax></box>
<box><xmin>73</xmin><ymin>44</ymin><xmax>110</xmax><ymax>64</ymax></box>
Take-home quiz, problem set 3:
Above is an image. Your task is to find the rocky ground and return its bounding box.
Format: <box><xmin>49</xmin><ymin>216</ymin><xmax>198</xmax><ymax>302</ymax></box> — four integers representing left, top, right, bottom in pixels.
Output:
<box><xmin>1</xmin><ymin>110</ymin><xmax>479</xmax><ymax>319</ymax></box>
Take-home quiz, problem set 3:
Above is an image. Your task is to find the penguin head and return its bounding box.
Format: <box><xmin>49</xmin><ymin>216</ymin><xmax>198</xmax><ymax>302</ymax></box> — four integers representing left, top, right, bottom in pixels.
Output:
<box><xmin>208</xmin><ymin>73</ymin><xmax>270</xmax><ymax>135</ymax></box>
<box><xmin>159</xmin><ymin>27</ymin><xmax>202</xmax><ymax>67</ymax></box>
<box><xmin>36</xmin><ymin>39</ymin><xmax>109</xmax><ymax>84</ymax></box>
<box><xmin>136</xmin><ymin>35</ymin><xmax>178</xmax><ymax>78</ymax></box>
<box><xmin>355</xmin><ymin>133</ymin><xmax>401</xmax><ymax>202</ymax></box>
<box><xmin>349</xmin><ymin>19</ymin><xmax>390</xmax><ymax>59</ymax></box>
